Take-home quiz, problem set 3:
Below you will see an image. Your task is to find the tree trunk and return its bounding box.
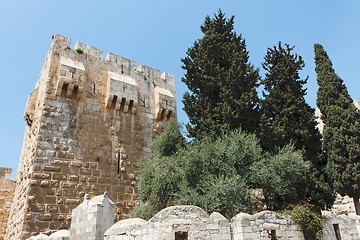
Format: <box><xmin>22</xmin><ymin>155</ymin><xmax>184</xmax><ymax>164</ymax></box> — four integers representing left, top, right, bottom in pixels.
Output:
<box><xmin>353</xmin><ymin>195</ymin><xmax>360</xmax><ymax>215</ymax></box>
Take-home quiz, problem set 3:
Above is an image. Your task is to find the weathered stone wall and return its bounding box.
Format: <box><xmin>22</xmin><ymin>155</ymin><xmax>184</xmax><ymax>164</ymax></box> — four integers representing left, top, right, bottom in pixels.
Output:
<box><xmin>0</xmin><ymin>168</ymin><xmax>15</xmax><ymax>240</ymax></box>
<box><xmin>104</xmin><ymin>205</ymin><xmax>232</xmax><ymax>240</ymax></box>
<box><xmin>231</xmin><ymin>211</ymin><xmax>304</xmax><ymax>240</ymax></box>
<box><xmin>5</xmin><ymin>34</ymin><xmax>176</xmax><ymax>240</ymax></box>
<box><xmin>322</xmin><ymin>212</ymin><xmax>360</xmax><ymax>240</ymax></box>
<box><xmin>70</xmin><ymin>192</ymin><xmax>115</xmax><ymax>240</ymax></box>
<box><xmin>29</xmin><ymin>199</ymin><xmax>360</xmax><ymax>240</ymax></box>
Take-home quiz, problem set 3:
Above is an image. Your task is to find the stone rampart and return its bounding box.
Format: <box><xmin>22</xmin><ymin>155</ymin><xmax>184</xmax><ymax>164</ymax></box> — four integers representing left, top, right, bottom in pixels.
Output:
<box><xmin>5</xmin><ymin>34</ymin><xmax>176</xmax><ymax>240</ymax></box>
<box><xmin>0</xmin><ymin>167</ymin><xmax>15</xmax><ymax>240</ymax></box>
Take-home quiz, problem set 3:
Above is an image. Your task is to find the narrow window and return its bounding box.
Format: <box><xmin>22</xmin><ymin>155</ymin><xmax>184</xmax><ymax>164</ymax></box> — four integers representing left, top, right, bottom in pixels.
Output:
<box><xmin>267</xmin><ymin>230</ymin><xmax>277</xmax><ymax>240</ymax></box>
<box><xmin>117</xmin><ymin>152</ymin><xmax>120</xmax><ymax>175</ymax></box>
<box><xmin>61</xmin><ymin>83</ymin><xmax>69</xmax><ymax>97</ymax></box>
<box><xmin>72</xmin><ymin>85</ymin><xmax>79</xmax><ymax>97</ymax></box>
<box><xmin>167</xmin><ymin>110</ymin><xmax>172</xmax><ymax>120</ymax></box>
<box><xmin>128</xmin><ymin>100</ymin><xmax>134</xmax><ymax>112</ymax></box>
<box><xmin>111</xmin><ymin>95</ymin><xmax>118</xmax><ymax>109</ymax></box>
<box><xmin>93</xmin><ymin>83</ymin><xmax>96</xmax><ymax>94</ymax></box>
<box><xmin>160</xmin><ymin>109</ymin><xmax>166</xmax><ymax>121</ymax></box>
<box><xmin>120</xmin><ymin>98</ymin><xmax>126</xmax><ymax>112</ymax></box>
<box><xmin>333</xmin><ymin>224</ymin><xmax>342</xmax><ymax>240</ymax></box>
<box><xmin>175</xmin><ymin>231</ymin><xmax>188</xmax><ymax>240</ymax></box>
<box><xmin>270</xmin><ymin>230</ymin><xmax>277</xmax><ymax>240</ymax></box>
<box><xmin>121</xmin><ymin>65</ymin><xmax>124</xmax><ymax>74</ymax></box>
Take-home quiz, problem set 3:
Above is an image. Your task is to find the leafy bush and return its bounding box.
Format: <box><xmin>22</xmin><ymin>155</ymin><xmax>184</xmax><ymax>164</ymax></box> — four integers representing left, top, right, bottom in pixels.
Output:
<box><xmin>136</xmin><ymin>124</ymin><xmax>317</xmax><ymax>219</ymax></box>
<box><xmin>286</xmin><ymin>205</ymin><xmax>323</xmax><ymax>240</ymax></box>
<box><xmin>137</xmin><ymin>128</ymin><xmax>260</xmax><ymax>218</ymax></box>
<box><xmin>249</xmin><ymin>144</ymin><xmax>310</xmax><ymax>210</ymax></box>
<box><xmin>130</xmin><ymin>202</ymin><xmax>157</xmax><ymax>220</ymax></box>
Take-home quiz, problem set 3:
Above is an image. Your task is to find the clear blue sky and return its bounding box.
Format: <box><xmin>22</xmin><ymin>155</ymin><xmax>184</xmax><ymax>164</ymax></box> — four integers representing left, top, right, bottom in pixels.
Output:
<box><xmin>1</xmin><ymin>1</ymin><xmax>359</xmax><ymax>179</ymax></box>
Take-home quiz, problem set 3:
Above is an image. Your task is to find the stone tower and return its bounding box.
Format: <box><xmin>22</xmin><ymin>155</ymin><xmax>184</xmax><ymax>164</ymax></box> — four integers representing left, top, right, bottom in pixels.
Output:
<box><xmin>5</xmin><ymin>35</ymin><xmax>176</xmax><ymax>240</ymax></box>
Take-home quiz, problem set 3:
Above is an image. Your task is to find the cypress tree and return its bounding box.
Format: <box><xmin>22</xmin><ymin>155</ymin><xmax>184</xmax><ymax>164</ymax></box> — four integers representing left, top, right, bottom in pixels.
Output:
<box><xmin>314</xmin><ymin>43</ymin><xmax>360</xmax><ymax>214</ymax></box>
<box><xmin>259</xmin><ymin>43</ymin><xmax>322</xmax><ymax>166</ymax></box>
<box><xmin>259</xmin><ymin>43</ymin><xmax>334</xmax><ymax>209</ymax></box>
<box><xmin>181</xmin><ymin>10</ymin><xmax>260</xmax><ymax>139</ymax></box>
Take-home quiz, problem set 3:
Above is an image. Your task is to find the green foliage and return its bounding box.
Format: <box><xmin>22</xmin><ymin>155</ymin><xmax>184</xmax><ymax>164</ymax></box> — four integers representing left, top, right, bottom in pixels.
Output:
<box><xmin>177</xmin><ymin>175</ymin><xmax>255</xmax><ymax>219</ymax></box>
<box><xmin>258</xmin><ymin>42</ymin><xmax>334</xmax><ymax>210</ymax></box>
<box><xmin>250</xmin><ymin>145</ymin><xmax>311</xmax><ymax>210</ymax></box>
<box><xmin>153</xmin><ymin>120</ymin><xmax>185</xmax><ymax>157</ymax></box>
<box><xmin>314</xmin><ymin>44</ymin><xmax>360</xmax><ymax>213</ymax></box>
<box><xmin>259</xmin><ymin>42</ymin><xmax>322</xmax><ymax>167</ymax></box>
<box><xmin>136</xmin><ymin>126</ymin><xmax>316</xmax><ymax>218</ymax></box>
<box><xmin>137</xmin><ymin>129</ymin><xmax>262</xmax><ymax>218</ymax></box>
<box><xmin>76</xmin><ymin>48</ymin><xmax>83</xmax><ymax>54</ymax></box>
<box><xmin>130</xmin><ymin>202</ymin><xmax>157</xmax><ymax>220</ymax></box>
<box><xmin>137</xmin><ymin>155</ymin><xmax>186</xmax><ymax>210</ymax></box>
<box><xmin>286</xmin><ymin>205</ymin><xmax>323</xmax><ymax>240</ymax></box>
<box><xmin>181</xmin><ymin>9</ymin><xmax>260</xmax><ymax>139</ymax></box>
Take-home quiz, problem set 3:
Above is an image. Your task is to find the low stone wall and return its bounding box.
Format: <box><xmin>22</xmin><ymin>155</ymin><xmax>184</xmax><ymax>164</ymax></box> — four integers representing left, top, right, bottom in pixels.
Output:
<box><xmin>231</xmin><ymin>211</ymin><xmax>304</xmax><ymax>240</ymax></box>
<box><xmin>0</xmin><ymin>168</ymin><xmax>15</xmax><ymax>240</ymax></box>
<box><xmin>27</xmin><ymin>193</ymin><xmax>360</xmax><ymax>240</ymax></box>
<box><xmin>104</xmin><ymin>205</ymin><xmax>231</xmax><ymax>240</ymax></box>
<box><xmin>322</xmin><ymin>212</ymin><xmax>360</xmax><ymax>240</ymax></box>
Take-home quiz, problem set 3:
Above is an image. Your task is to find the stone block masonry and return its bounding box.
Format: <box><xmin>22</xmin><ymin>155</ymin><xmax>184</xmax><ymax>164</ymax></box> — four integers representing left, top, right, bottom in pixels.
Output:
<box><xmin>0</xmin><ymin>167</ymin><xmax>15</xmax><ymax>240</ymax></box>
<box><xmin>27</xmin><ymin>195</ymin><xmax>360</xmax><ymax>240</ymax></box>
<box><xmin>70</xmin><ymin>192</ymin><xmax>115</xmax><ymax>240</ymax></box>
<box><xmin>5</xmin><ymin>34</ymin><xmax>176</xmax><ymax>240</ymax></box>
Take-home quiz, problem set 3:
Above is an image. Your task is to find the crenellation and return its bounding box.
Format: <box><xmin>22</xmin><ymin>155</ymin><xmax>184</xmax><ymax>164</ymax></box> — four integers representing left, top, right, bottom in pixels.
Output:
<box><xmin>74</xmin><ymin>41</ymin><xmax>103</xmax><ymax>59</ymax></box>
<box><xmin>105</xmin><ymin>53</ymin><xmax>136</xmax><ymax>76</ymax></box>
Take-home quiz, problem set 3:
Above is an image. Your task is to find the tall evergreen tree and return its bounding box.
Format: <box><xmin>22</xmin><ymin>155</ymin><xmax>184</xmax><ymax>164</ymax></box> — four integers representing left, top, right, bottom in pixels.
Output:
<box><xmin>314</xmin><ymin>44</ymin><xmax>360</xmax><ymax>214</ymax></box>
<box><xmin>181</xmin><ymin>10</ymin><xmax>260</xmax><ymax>139</ymax></box>
<box><xmin>259</xmin><ymin>43</ymin><xmax>334</xmax><ymax>209</ymax></box>
<box><xmin>259</xmin><ymin>43</ymin><xmax>322</xmax><ymax>167</ymax></box>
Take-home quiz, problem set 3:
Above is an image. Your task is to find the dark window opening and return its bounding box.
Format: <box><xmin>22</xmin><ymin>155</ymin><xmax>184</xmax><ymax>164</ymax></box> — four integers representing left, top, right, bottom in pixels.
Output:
<box><xmin>167</xmin><ymin>110</ymin><xmax>172</xmax><ymax>120</ymax></box>
<box><xmin>61</xmin><ymin>83</ymin><xmax>69</xmax><ymax>97</ymax></box>
<box><xmin>117</xmin><ymin>152</ymin><xmax>120</xmax><ymax>175</ymax></box>
<box><xmin>120</xmin><ymin>98</ymin><xmax>126</xmax><ymax>112</ymax></box>
<box><xmin>111</xmin><ymin>95</ymin><xmax>118</xmax><ymax>109</ymax></box>
<box><xmin>121</xmin><ymin>65</ymin><xmax>124</xmax><ymax>74</ymax></box>
<box><xmin>175</xmin><ymin>231</ymin><xmax>188</xmax><ymax>240</ymax></box>
<box><xmin>267</xmin><ymin>230</ymin><xmax>277</xmax><ymax>240</ymax></box>
<box><xmin>93</xmin><ymin>84</ymin><xmax>96</xmax><ymax>94</ymax></box>
<box><xmin>160</xmin><ymin>109</ymin><xmax>166</xmax><ymax>121</ymax></box>
<box><xmin>333</xmin><ymin>224</ymin><xmax>342</xmax><ymax>240</ymax></box>
<box><xmin>128</xmin><ymin>100</ymin><xmax>134</xmax><ymax>112</ymax></box>
<box><xmin>72</xmin><ymin>85</ymin><xmax>79</xmax><ymax>97</ymax></box>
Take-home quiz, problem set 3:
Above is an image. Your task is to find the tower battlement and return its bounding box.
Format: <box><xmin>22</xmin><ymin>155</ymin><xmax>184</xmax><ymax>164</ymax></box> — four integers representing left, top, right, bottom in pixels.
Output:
<box><xmin>6</xmin><ymin>35</ymin><xmax>176</xmax><ymax>239</ymax></box>
<box><xmin>51</xmin><ymin>34</ymin><xmax>174</xmax><ymax>84</ymax></box>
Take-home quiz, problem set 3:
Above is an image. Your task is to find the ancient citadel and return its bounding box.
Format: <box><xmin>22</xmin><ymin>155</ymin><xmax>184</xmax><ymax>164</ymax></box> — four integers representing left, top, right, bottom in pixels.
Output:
<box><xmin>4</xmin><ymin>34</ymin><xmax>176</xmax><ymax>240</ymax></box>
<box><xmin>1</xmin><ymin>35</ymin><xmax>360</xmax><ymax>240</ymax></box>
